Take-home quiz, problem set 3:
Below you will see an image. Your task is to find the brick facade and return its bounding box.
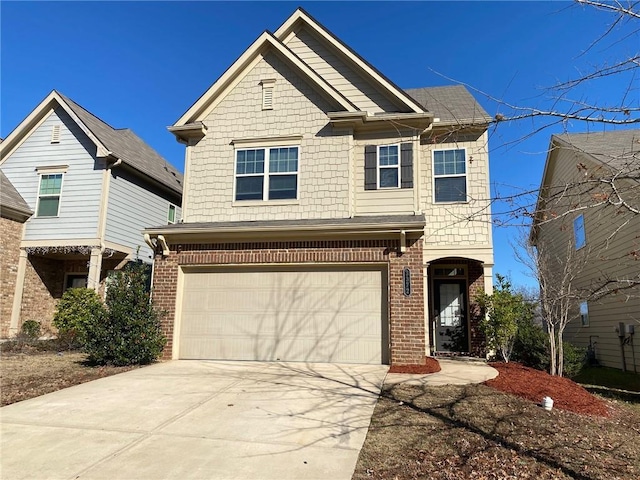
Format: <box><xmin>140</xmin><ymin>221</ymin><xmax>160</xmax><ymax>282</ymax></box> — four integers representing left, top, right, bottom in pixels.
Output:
<box><xmin>152</xmin><ymin>237</ymin><xmax>426</xmax><ymax>365</ymax></box>
<box><xmin>0</xmin><ymin>217</ymin><xmax>24</xmax><ymax>337</ymax></box>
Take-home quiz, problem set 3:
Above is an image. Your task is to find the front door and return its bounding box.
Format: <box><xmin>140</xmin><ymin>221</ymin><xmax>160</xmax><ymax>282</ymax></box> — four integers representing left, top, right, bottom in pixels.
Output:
<box><xmin>434</xmin><ymin>280</ymin><xmax>468</xmax><ymax>352</ymax></box>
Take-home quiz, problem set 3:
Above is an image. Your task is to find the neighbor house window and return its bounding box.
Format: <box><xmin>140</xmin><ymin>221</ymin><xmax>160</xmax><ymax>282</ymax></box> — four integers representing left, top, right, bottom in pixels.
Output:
<box><xmin>37</xmin><ymin>173</ymin><xmax>63</xmax><ymax>217</ymax></box>
<box><xmin>65</xmin><ymin>274</ymin><xmax>87</xmax><ymax>290</ymax></box>
<box><xmin>168</xmin><ymin>204</ymin><xmax>176</xmax><ymax>224</ymax></box>
<box><xmin>574</xmin><ymin>214</ymin><xmax>586</xmax><ymax>250</ymax></box>
<box><xmin>235</xmin><ymin>146</ymin><xmax>298</xmax><ymax>201</ymax></box>
<box><xmin>580</xmin><ymin>301</ymin><xmax>589</xmax><ymax>326</ymax></box>
<box><xmin>378</xmin><ymin>145</ymin><xmax>400</xmax><ymax>188</ymax></box>
<box><xmin>433</xmin><ymin>149</ymin><xmax>467</xmax><ymax>203</ymax></box>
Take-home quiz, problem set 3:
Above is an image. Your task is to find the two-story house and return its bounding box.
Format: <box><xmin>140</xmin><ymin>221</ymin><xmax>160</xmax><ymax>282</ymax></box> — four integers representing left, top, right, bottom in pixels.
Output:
<box><xmin>144</xmin><ymin>8</ymin><xmax>493</xmax><ymax>366</ymax></box>
<box><xmin>531</xmin><ymin>130</ymin><xmax>640</xmax><ymax>372</ymax></box>
<box><xmin>0</xmin><ymin>91</ymin><xmax>182</xmax><ymax>337</ymax></box>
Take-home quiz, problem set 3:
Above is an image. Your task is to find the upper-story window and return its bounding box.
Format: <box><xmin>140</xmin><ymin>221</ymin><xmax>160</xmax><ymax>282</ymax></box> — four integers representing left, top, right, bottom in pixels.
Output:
<box><xmin>580</xmin><ymin>300</ymin><xmax>589</xmax><ymax>326</ymax></box>
<box><xmin>574</xmin><ymin>214</ymin><xmax>586</xmax><ymax>250</ymax></box>
<box><xmin>235</xmin><ymin>146</ymin><xmax>298</xmax><ymax>201</ymax></box>
<box><xmin>36</xmin><ymin>173</ymin><xmax>63</xmax><ymax>217</ymax></box>
<box><xmin>433</xmin><ymin>148</ymin><xmax>467</xmax><ymax>203</ymax></box>
<box><xmin>364</xmin><ymin>143</ymin><xmax>413</xmax><ymax>190</ymax></box>
<box><xmin>168</xmin><ymin>204</ymin><xmax>177</xmax><ymax>224</ymax></box>
<box><xmin>378</xmin><ymin>145</ymin><xmax>400</xmax><ymax>188</ymax></box>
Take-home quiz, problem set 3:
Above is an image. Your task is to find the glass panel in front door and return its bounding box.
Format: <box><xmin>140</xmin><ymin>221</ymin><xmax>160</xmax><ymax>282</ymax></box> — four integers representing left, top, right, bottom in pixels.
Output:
<box><xmin>439</xmin><ymin>283</ymin><xmax>462</xmax><ymax>327</ymax></box>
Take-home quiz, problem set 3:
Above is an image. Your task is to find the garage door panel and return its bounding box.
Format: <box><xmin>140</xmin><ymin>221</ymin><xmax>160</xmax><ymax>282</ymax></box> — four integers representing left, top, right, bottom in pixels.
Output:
<box><xmin>179</xmin><ymin>266</ymin><xmax>387</xmax><ymax>364</ymax></box>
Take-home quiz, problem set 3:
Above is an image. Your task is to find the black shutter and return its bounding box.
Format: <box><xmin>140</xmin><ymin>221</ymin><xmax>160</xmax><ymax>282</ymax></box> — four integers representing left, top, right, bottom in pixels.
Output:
<box><xmin>400</xmin><ymin>142</ymin><xmax>413</xmax><ymax>188</ymax></box>
<box><xmin>364</xmin><ymin>145</ymin><xmax>377</xmax><ymax>190</ymax></box>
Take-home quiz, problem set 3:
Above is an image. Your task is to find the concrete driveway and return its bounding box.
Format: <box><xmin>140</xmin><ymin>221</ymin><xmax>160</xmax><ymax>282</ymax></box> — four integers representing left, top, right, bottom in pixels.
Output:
<box><xmin>0</xmin><ymin>361</ymin><xmax>388</xmax><ymax>480</ymax></box>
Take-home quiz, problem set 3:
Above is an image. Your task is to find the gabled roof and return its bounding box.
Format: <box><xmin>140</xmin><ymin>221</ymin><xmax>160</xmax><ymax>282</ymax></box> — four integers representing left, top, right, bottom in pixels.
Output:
<box><xmin>404</xmin><ymin>86</ymin><xmax>492</xmax><ymax>126</ymax></box>
<box><xmin>174</xmin><ymin>30</ymin><xmax>357</xmax><ymax>127</ymax></box>
<box><xmin>553</xmin><ymin>130</ymin><xmax>640</xmax><ymax>172</ymax></box>
<box><xmin>274</xmin><ymin>8</ymin><xmax>427</xmax><ymax>114</ymax></box>
<box><xmin>0</xmin><ymin>169</ymin><xmax>32</xmax><ymax>220</ymax></box>
<box><xmin>0</xmin><ymin>91</ymin><xmax>183</xmax><ymax>195</ymax></box>
<box><xmin>173</xmin><ymin>8</ymin><xmax>430</xmax><ymax>131</ymax></box>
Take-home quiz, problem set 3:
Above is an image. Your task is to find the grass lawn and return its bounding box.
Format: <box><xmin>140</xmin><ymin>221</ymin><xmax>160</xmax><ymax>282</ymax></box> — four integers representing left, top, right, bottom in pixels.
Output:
<box><xmin>573</xmin><ymin>365</ymin><xmax>640</xmax><ymax>392</ymax></box>
<box><xmin>354</xmin><ymin>367</ymin><xmax>640</xmax><ymax>480</ymax></box>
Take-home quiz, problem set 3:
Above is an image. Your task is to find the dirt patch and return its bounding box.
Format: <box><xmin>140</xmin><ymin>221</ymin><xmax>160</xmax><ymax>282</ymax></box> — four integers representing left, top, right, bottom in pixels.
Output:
<box><xmin>486</xmin><ymin>362</ymin><xmax>610</xmax><ymax>417</ymax></box>
<box><xmin>0</xmin><ymin>352</ymin><xmax>139</xmax><ymax>406</ymax></box>
<box><xmin>354</xmin><ymin>363</ymin><xmax>640</xmax><ymax>480</ymax></box>
<box><xmin>389</xmin><ymin>357</ymin><xmax>441</xmax><ymax>374</ymax></box>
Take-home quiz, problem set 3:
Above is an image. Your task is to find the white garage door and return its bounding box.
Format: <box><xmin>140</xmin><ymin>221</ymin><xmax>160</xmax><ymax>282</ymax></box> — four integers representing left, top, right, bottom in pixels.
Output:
<box><xmin>178</xmin><ymin>266</ymin><xmax>387</xmax><ymax>364</ymax></box>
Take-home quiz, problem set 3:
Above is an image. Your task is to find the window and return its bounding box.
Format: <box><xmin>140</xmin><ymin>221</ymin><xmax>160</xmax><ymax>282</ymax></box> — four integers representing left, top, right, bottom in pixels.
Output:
<box><xmin>433</xmin><ymin>149</ymin><xmax>467</xmax><ymax>203</ymax></box>
<box><xmin>37</xmin><ymin>173</ymin><xmax>63</xmax><ymax>217</ymax></box>
<box><xmin>580</xmin><ymin>301</ymin><xmax>589</xmax><ymax>326</ymax></box>
<box><xmin>168</xmin><ymin>204</ymin><xmax>176</xmax><ymax>224</ymax></box>
<box><xmin>364</xmin><ymin>143</ymin><xmax>413</xmax><ymax>190</ymax></box>
<box><xmin>378</xmin><ymin>145</ymin><xmax>400</xmax><ymax>188</ymax></box>
<box><xmin>235</xmin><ymin>147</ymin><xmax>298</xmax><ymax>201</ymax></box>
<box><xmin>574</xmin><ymin>214</ymin><xmax>586</xmax><ymax>249</ymax></box>
<box><xmin>65</xmin><ymin>274</ymin><xmax>87</xmax><ymax>290</ymax></box>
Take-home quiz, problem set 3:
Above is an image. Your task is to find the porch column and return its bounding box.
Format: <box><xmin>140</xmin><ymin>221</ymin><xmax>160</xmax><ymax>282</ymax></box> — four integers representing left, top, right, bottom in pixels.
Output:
<box><xmin>9</xmin><ymin>249</ymin><xmax>28</xmax><ymax>335</ymax></box>
<box><xmin>483</xmin><ymin>264</ymin><xmax>494</xmax><ymax>295</ymax></box>
<box><xmin>87</xmin><ymin>247</ymin><xmax>103</xmax><ymax>291</ymax></box>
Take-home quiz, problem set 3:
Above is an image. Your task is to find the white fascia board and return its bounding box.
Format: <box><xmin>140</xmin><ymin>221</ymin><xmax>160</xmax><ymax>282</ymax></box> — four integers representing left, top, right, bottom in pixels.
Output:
<box><xmin>0</xmin><ymin>91</ymin><xmax>110</xmax><ymax>164</ymax></box>
<box><xmin>174</xmin><ymin>31</ymin><xmax>356</xmax><ymax>127</ymax></box>
<box><xmin>274</xmin><ymin>9</ymin><xmax>427</xmax><ymax>114</ymax></box>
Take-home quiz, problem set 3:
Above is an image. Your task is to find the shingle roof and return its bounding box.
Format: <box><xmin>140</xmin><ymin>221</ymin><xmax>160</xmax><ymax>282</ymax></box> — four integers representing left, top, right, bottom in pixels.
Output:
<box><xmin>0</xmin><ymin>170</ymin><xmax>32</xmax><ymax>219</ymax></box>
<box><xmin>58</xmin><ymin>93</ymin><xmax>183</xmax><ymax>195</ymax></box>
<box><xmin>404</xmin><ymin>85</ymin><xmax>492</xmax><ymax>125</ymax></box>
<box><xmin>555</xmin><ymin>130</ymin><xmax>640</xmax><ymax>171</ymax></box>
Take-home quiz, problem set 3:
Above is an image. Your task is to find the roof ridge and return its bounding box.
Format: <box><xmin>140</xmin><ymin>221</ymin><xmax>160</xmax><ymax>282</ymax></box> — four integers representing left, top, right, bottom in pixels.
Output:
<box><xmin>56</xmin><ymin>91</ymin><xmax>118</xmax><ymax>132</ymax></box>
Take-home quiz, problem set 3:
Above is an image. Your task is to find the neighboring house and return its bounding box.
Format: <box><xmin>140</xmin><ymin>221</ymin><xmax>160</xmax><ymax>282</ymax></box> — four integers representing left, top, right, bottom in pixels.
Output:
<box><xmin>0</xmin><ymin>171</ymin><xmax>33</xmax><ymax>337</ymax></box>
<box><xmin>0</xmin><ymin>91</ymin><xmax>182</xmax><ymax>337</ymax></box>
<box><xmin>531</xmin><ymin>130</ymin><xmax>640</xmax><ymax>372</ymax></box>
<box><xmin>145</xmin><ymin>8</ymin><xmax>494</xmax><ymax>366</ymax></box>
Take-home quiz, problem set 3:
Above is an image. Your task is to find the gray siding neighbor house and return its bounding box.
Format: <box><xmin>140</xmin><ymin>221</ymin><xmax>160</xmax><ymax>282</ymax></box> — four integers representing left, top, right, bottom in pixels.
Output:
<box><xmin>0</xmin><ymin>91</ymin><xmax>182</xmax><ymax>337</ymax></box>
<box><xmin>532</xmin><ymin>130</ymin><xmax>640</xmax><ymax>372</ymax></box>
<box><xmin>144</xmin><ymin>8</ymin><xmax>494</xmax><ymax>366</ymax></box>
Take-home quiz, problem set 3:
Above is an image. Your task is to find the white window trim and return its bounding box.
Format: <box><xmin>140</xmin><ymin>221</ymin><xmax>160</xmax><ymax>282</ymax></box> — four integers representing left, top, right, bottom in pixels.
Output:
<box><xmin>35</xmin><ymin>172</ymin><xmax>65</xmax><ymax>218</ymax></box>
<box><xmin>377</xmin><ymin>144</ymin><xmax>400</xmax><ymax>189</ymax></box>
<box><xmin>168</xmin><ymin>204</ymin><xmax>177</xmax><ymax>224</ymax></box>
<box><xmin>233</xmin><ymin>146</ymin><xmax>300</xmax><ymax>202</ymax></box>
<box><xmin>432</xmin><ymin>147</ymin><xmax>469</xmax><ymax>204</ymax></box>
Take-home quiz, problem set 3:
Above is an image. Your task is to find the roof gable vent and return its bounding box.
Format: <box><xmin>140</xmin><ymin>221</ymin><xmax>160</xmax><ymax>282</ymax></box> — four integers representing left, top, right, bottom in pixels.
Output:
<box><xmin>261</xmin><ymin>79</ymin><xmax>275</xmax><ymax>111</ymax></box>
<box><xmin>51</xmin><ymin>124</ymin><xmax>61</xmax><ymax>144</ymax></box>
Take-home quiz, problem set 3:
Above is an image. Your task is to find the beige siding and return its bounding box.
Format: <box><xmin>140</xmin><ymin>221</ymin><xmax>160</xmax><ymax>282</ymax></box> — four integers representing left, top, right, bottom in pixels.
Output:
<box><xmin>354</xmin><ymin>134</ymin><xmax>416</xmax><ymax>216</ymax></box>
<box><xmin>186</xmin><ymin>51</ymin><xmax>350</xmax><ymax>222</ymax></box>
<box><xmin>536</xmin><ymin>146</ymin><xmax>640</xmax><ymax>371</ymax></box>
<box><xmin>178</xmin><ymin>266</ymin><xmax>387</xmax><ymax>364</ymax></box>
<box><xmin>284</xmin><ymin>27</ymin><xmax>402</xmax><ymax>113</ymax></box>
<box><xmin>420</xmin><ymin>131</ymin><xmax>492</xmax><ymax>248</ymax></box>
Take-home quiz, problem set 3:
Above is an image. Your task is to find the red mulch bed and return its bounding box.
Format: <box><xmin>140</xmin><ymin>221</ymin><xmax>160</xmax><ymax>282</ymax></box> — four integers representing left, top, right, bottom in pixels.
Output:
<box><xmin>389</xmin><ymin>356</ymin><xmax>441</xmax><ymax>374</ymax></box>
<box><xmin>485</xmin><ymin>362</ymin><xmax>610</xmax><ymax>417</ymax></box>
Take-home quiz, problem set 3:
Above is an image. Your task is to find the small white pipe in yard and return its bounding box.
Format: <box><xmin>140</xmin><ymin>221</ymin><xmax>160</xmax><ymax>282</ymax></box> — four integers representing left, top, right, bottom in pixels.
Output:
<box><xmin>542</xmin><ymin>396</ymin><xmax>554</xmax><ymax>411</ymax></box>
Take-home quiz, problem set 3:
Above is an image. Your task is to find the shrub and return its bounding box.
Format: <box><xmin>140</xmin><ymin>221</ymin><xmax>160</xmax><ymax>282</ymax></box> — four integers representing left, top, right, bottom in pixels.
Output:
<box><xmin>53</xmin><ymin>288</ymin><xmax>105</xmax><ymax>348</ymax></box>
<box><xmin>511</xmin><ymin>317</ymin><xmax>549</xmax><ymax>371</ymax></box>
<box><xmin>562</xmin><ymin>342</ymin><xmax>587</xmax><ymax>378</ymax></box>
<box><xmin>476</xmin><ymin>275</ymin><xmax>533</xmax><ymax>362</ymax></box>
<box><xmin>20</xmin><ymin>320</ymin><xmax>41</xmax><ymax>340</ymax></box>
<box><xmin>84</xmin><ymin>262</ymin><xmax>165</xmax><ymax>366</ymax></box>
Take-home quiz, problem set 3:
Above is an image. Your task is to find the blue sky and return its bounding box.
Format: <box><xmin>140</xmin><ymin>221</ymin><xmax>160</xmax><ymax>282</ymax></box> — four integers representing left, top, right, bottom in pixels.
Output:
<box><xmin>2</xmin><ymin>1</ymin><xmax>637</xmax><ymax>288</ymax></box>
